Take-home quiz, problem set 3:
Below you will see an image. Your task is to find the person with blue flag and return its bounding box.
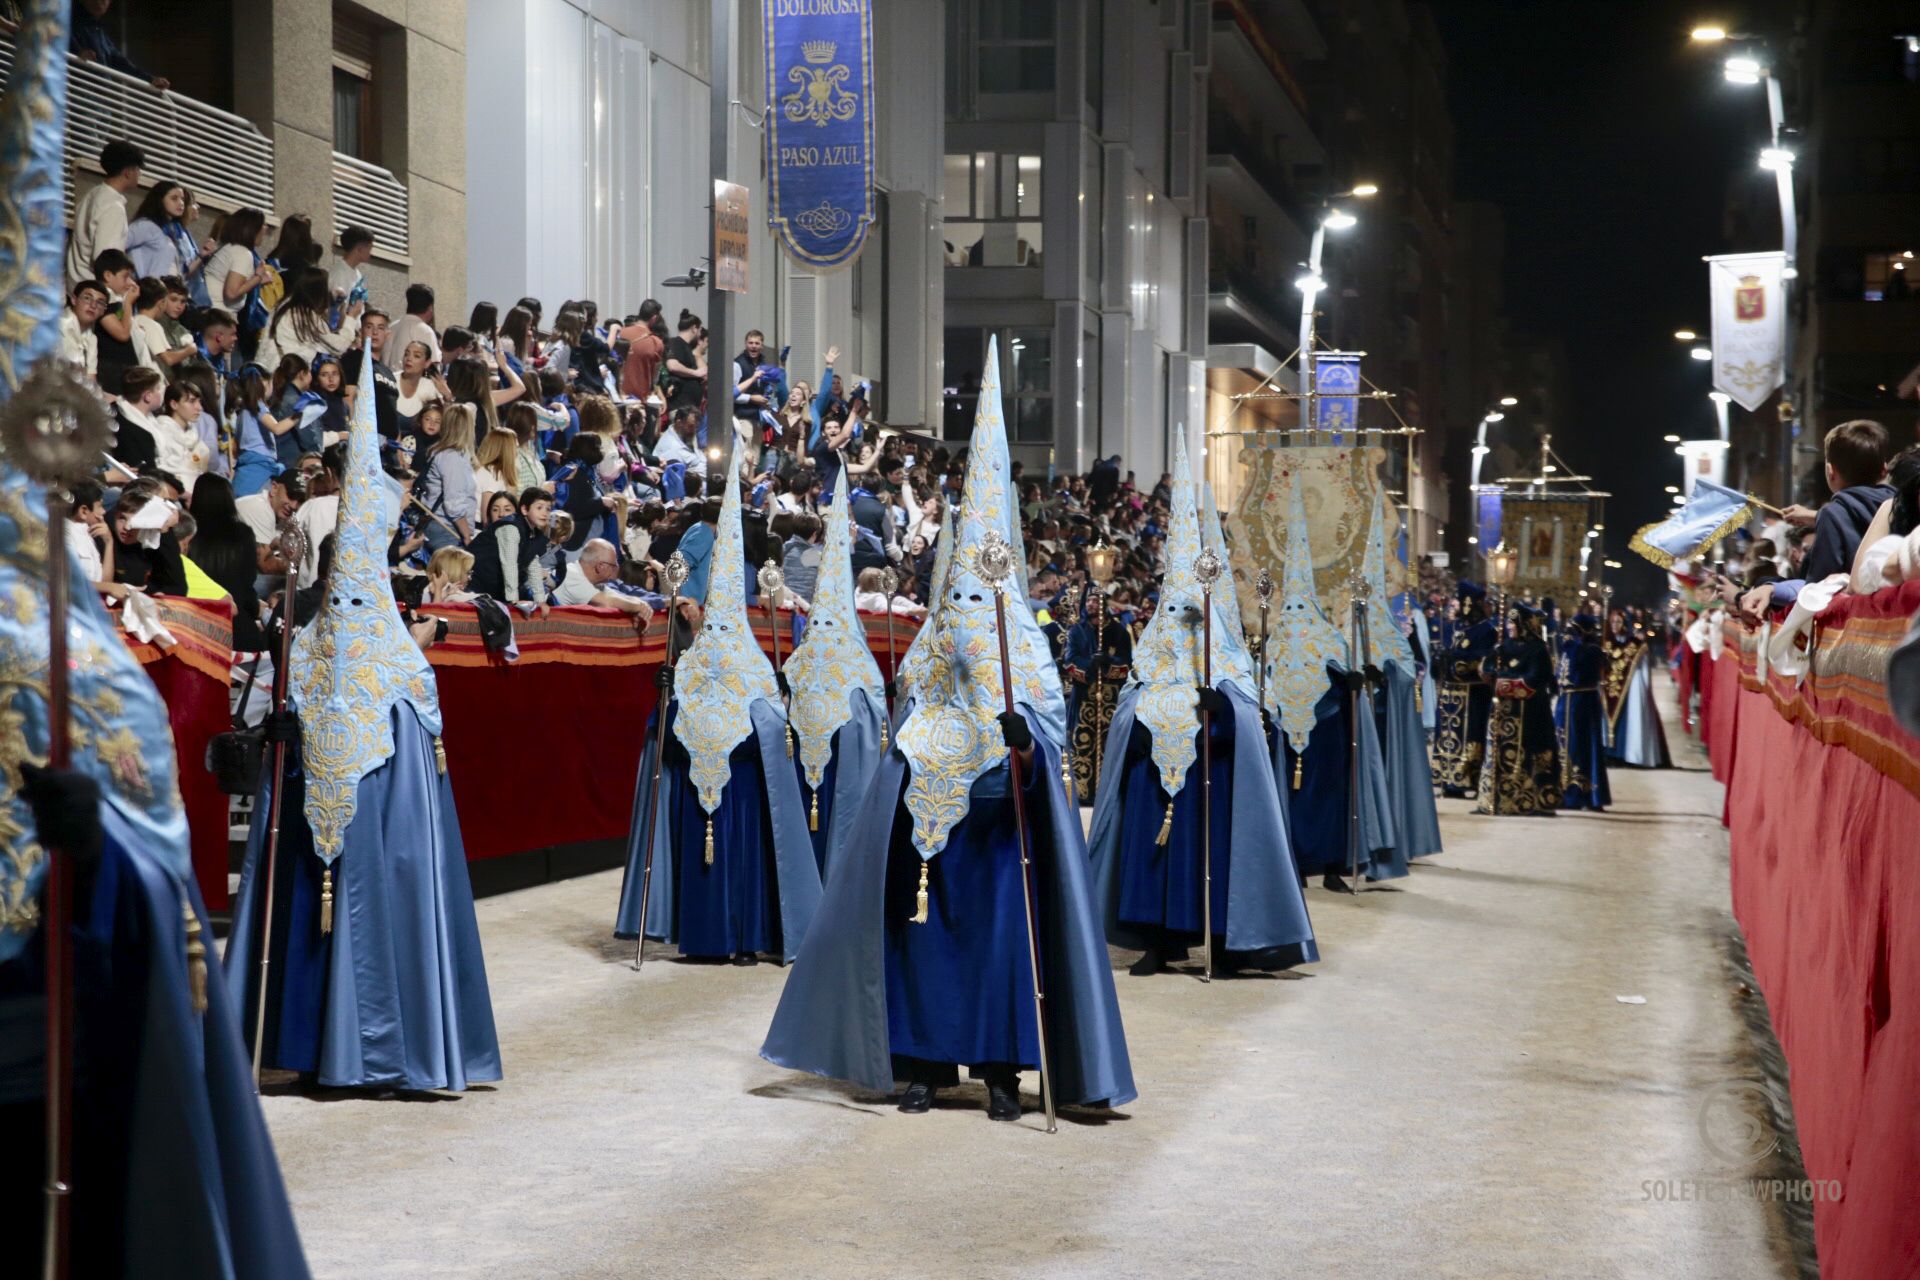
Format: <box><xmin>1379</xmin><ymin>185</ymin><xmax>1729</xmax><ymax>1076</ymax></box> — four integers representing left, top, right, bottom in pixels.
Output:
<box><xmin>225</xmin><ymin>344</ymin><xmax>501</xmax><ymax>1093</ymax></box>
<box><xmin>0</xmin><ymin>3</ymin><xmax>311</xmax><ymax>1271</ymax></box>
<box><xmin>762</xmin><ymin>344</ymin><xmax>1133</xmax><ymax>1123</ymax></box>
<box><xmin>614</xmin><ymin>433</ymin><xmax>822</xmax><ymax>964</ymax></box>
<box><xmin>1086</xmin><ymin>431</ymin><xmax>1317</xmax><ymax>976</ymax></box>
<box><xmin>784</xmin><ymin>467</ymin><xmax>888</xmax><ymax>876</ymax></box>
<box><xmin>1555</xmin><ymin>613</ymin><xmax>1612</xmax><ymax>810</ymax></box>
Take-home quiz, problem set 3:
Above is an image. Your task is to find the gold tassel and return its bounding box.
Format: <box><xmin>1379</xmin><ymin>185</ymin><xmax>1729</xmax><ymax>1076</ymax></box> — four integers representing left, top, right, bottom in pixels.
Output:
<box><xmin>320</xmin><ymin>868</ymin><xmax>334</xmax><ymax>934</ymax></box>
<box><xmin>703</xmin><ymin>818</ymin><xmax>715</xmax><ymax>866</ymax></box>
<box><xmin>434</xmin><ymin>736</ymin><xmax>448</xmax><ymax>775</ymax></box>
<box><xmin>1154</xmin><ymin>802</ymin><xmax>1174</xmax><ymax>847</ymax></box>
<box><xmin>182</xmin><ymin>897</ymin><xmax>207</xmax><ymax>1014</ymax></box>
<box><xmin>880</xmin><ymin>721</ymin><xmax>889</xmax><ymax>752</ymax></box>
<box><xmin>910</xmin><ymin>861</ymin><xmax>929</xmax><ymax>924</ymax></box>
<box><xmin>1061</xmin><ymin>753</ymin><xmax>1073</xmax><ymax>789</ymax></box>
<box><xmin>785</xmin><ymin>724</ymin><xmax>794</xmax><ymax>757</ymax></box>
<box><xmin>809</xmin><ymin>790</ymin><xmax>819</xmax><ymax>832</ymax></box>
<box><xmin>1292</xmin><ymin>755</ymin><xmax>1303</xmax><ymax>789</ymax></box>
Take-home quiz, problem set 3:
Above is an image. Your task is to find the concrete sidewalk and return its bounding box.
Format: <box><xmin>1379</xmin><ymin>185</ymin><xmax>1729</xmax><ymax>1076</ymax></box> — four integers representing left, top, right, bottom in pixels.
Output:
<box><xmin>263</xmin><ymin>691</ymin><xmax>1802</xmax><ymax>1279</ymax></box>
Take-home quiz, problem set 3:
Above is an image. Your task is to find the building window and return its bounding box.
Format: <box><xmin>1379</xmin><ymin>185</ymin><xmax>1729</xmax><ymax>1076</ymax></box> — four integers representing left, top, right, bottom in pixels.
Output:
<box><xmin>942</xmin><ymin>151</ymin><xmax>1043</xmax><ymax>267</ymax></box>
<box><xmin>333</xmin><ymin>6</ymin><xmax>378</xmax><ymax>161</ymax></box>
<box><xmin>977</xmin><ymin>0</ymin><xmax>1055</xmax><ymax>94</ymax></box>
<box><xmin>1864</xmin><ymin>250</ymin><xmax>1917</xmax><ymax>301</ymax></box>
<box><xmin>943</xmin><ymin>327</ymin><xmax>1052</xmax><ymax>443</ymax></box>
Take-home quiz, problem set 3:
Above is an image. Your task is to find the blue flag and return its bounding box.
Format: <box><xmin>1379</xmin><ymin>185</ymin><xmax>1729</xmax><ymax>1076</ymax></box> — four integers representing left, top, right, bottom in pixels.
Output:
<box><xmin>764</xmin><ymin>1</ymin><xmax>876</xmax><ymax>268</ymax></box>
<box><xmin>1629</xmin><ymin>479</ymin><xmax>1754</xmax><ymax>568</ymax></box>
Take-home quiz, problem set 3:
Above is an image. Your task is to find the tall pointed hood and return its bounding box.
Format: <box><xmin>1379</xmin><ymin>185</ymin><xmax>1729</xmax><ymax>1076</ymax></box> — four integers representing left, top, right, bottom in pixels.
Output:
<box><xmin>290</xmin><ymin>345</ymin><xmax>440</xmax><ymax>863</ymax></box>
<box><xmin>1</xmin><ymin>0</ymin><xmax>194</xmax><ymax>962</ymax></box>
<box><xmin>1200</xmin><ymin>477</ymin><xmax>1257</xmax><ymax>678</ymax></box>
<box><xmin>785</xmin><ymin>465</ymin><xmax>883</xmax><ymax>791</ymax></box>
<box><xmin>671</xmin><ymin>431</ymin><xmax>780</xmax><ymax>812</ymax></box>
<box><xmin>894</xmin><ymin>343</ymin><xmax>1064</xmax><ymax>859</ymax></box>
<box><xmin>1265</xmin><ymin>469</ymin><xmax>1348</xmax><ymax>755</ymax></box>
<box><xmin>1363</xmin><ymin>485</ymin><xmax>1413</xmax><ymax>670</ymax></box>
<box><xmin>1126</xmin><ymin>430</ymin><xmax>1255</xmax><ymax>793</ymax></box>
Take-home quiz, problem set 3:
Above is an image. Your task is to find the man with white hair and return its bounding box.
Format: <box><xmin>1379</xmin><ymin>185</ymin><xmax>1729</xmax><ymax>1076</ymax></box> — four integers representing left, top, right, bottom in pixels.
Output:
<box><xmin>552</xmin><ymin>537</ymin><xmax>654</xmax><ymax>621</ymax></box>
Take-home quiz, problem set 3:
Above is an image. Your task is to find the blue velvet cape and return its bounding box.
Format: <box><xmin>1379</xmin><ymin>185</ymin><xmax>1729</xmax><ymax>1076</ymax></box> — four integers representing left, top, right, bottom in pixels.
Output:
<box><xmin>1086</xmin><ymin>684</ymin><xmax>1317</xmax><ymax>956</ymax></box>
<box><xmin>1555</xmin><ymin>640</ymin><xmax>1613</xmax><ymax>810</ymax></box>
<box><xmin>760</xmin><ymin>712</ymin><xmax>1136</xmax><ymax>1108</ymax></box>
<box><xmin>1</xmin><ymin>812</ymin><xmax>311</xmax><ymax>1278</ymax></box>
<box><xmin>797</xmin><ymin>689</ymin><xmax>886</xmax><ymax>881</ymax></box>
<box><xmin>1379</xmin><ymin>663</ymin><xmax>1443</xmax><ymax>860</ymax></box>
<box><xmin>615</xmin><ymin>699</ymin><xmax>821</xmax><ymax>962</ymax></box>
<box><xmin>225</xmin><ymin>704</ymin><xmax>502</xmax><ymax>1091</ymax></box>
<box><xmin>1272</xmin><ymin>669</ymin><xmax>1397</xmax><ymax>879</ymax></box>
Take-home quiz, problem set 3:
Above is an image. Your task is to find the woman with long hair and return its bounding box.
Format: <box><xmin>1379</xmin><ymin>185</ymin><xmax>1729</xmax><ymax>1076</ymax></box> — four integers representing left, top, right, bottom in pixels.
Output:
<box><xmin>265</xmin><ymin>213</ymin><xmax>320</xmax><ymax>275</ymax></box>
<box><xmin>310</xmin><ymin>354</ymin><xmax>350</xmax><ymax>444</ymax></box>
<box><xmin>126</xmin><ymin>180</ymin><xmax>215</xmax><ymax>303</ymax></box>
<box><xmin>503</xmin><ymin>401</ymin><xmax>548</xmax><ymax>494</ymax></box>
<box><xmin>446</xmin><ymin>352</ymin><xmax>524</xmax><ymax>436</ymax></box>
<box><xmin>498</xmin><ymin>305</ymin><xmax>536</xmax><ymax>373</ymax></box>
<box><xmin>187</xmin><ymin>474</ymin><xmax>268</xmax><ymax>649</ymax></box>
<box><xmin>418</xmin><ymin>402</ymin><xmax>480</xmax><ymax>548</ymax></box>
<box><xmin>395</xmin><ymin>339</ymin><xmax>451</xmax><ymax>434</ymax></box>
<box><xmin>424</xmin><ymin>546</ymin><xmax>477</xmax><ymax>604</ymax></box>
<box><xmin>474</xmin><ymin>426</ymin><xmax>521</xmax><ymax>510</ymax></box>
<box><xmin>467</xmin><ymin>301</ymin><xmax>500</xmax><ymax>353</ymax></box>
<box><xmin>231</xmin><ymin>364</ymin><xmax>290</xmax><ymax>496</ymax></box>
<box><xmin>258</xmin><ymin>265</ymin><xmax>362</xmax><ymax>369</ymax></box>
<box><xmin>269</xmin><ymin>353</ymin><xmax>325</xmax><ymax>467</ymax></box>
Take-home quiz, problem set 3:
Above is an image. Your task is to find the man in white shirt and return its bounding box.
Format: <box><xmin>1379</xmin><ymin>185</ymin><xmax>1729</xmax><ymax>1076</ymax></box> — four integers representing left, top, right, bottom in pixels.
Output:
<box><xmin>235</xmin><ymin>470</ymin><xmax>305</xmax><ymax>558</ymax></box>
<box><xmin>383</xmin><ymin>282</ymin><xmax>441</xmax><ymax>369</ymax></box>
<box><xmin>552</xmin><ymin>538</ymin><xmax>654</xmax><ymax>621</ymax></box>
<box><xmin>328</xmin><ymin>226</ymin><xmax>375</xmax><ymax>304</ymax></box>
<box><xmin>66</xmin><ymin>140</ymin><xmax>144</xmax><ymax>291</ymax></box>
<box><xmin>654</xmin><ymin>405</ymin><xmax>707</xmax><ymax>481</ymax></box>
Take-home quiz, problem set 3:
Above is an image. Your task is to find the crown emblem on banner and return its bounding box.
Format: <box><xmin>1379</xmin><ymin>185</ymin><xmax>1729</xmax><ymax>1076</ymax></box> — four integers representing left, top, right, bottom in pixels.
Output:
<box><xmin>801</xmin><ymin>40</ymin><xmax>837</xmax><ymax>64</ymax></box>
<box><xmin>1739</xmin><ymin>275</ymin><xmax>1761</xmax><ymax>288</ymax></box>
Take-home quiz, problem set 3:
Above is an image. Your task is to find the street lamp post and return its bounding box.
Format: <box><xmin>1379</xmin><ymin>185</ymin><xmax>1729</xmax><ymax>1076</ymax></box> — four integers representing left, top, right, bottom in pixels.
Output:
<box><xmin>1294</xmin><ymin>184</ymin><xmax>1376</xmax><ymax>428</ymax></box>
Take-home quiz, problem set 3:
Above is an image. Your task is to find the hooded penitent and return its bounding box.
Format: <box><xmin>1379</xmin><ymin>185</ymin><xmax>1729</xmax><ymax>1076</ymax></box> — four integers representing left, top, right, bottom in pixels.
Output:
<box><xmin>1264</xmin><ymin>468</ymin><xmax>1348</xmax><ymax>757</ymax></box>
<box><xmin>290</xmin><ymin>348</ymin><xmax>440</xmax><ymax>874</ymax></box>
<box><xmin>1</xmin><ymin>3</ymin><xmax>311</xmax><ymax>1271</ymax></box>
<box><xmin>894</xmin><ymin>342</ymin><xmax>1065</xmax><ymax>860</ymax></box>
<box><xmin>1127</xmin><ymin>429</ymin><xmax>1256</xmax><ymax>797</ymax></box>
<box><xmin>785</xmin><ymin>465</ymin><xmax>887</xmax><ymax>857</ymax></box>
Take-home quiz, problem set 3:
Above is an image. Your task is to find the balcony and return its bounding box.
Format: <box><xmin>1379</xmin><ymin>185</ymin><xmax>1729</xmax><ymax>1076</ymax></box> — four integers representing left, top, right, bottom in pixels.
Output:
<box><xmin>1210</xmin><ymin>11</ymin><xmax>1325</xmax><ymax>168</ymax></box>
<box><xmin>0</xmin><ymin>35</ymin><xmax>272</xmax><ymax>220</ymax></box>
<box><xmin>333</xmin><ymin>151</ymin><xmax>411</xmax><ymax>263</ymax></box>
<box><xmin>1207</xmin><ymin>112</ymin><xmax>1312</xmax><ymax>253</ymax></box>
<box><xmin>1208</xmin><ymin>255</ymin><xmax>1296</xmax><ymax>353</ymax></box>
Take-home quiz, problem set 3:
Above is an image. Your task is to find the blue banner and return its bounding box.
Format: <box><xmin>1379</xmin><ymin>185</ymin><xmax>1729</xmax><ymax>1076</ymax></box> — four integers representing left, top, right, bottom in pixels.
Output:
<box><xmin>1313</xmin><ymin>352</ymin><xmax>1361</xmax><ymax>439</ymax></box>
<box><xmin>1475</xmin><ymin>488</ymin><xmax>1503</xmax><ymax>557</ymax></box>
<box><xmin>764</xmin><ymin>0</ymin><xmax>876</xmax><ymax>269</ymax></box>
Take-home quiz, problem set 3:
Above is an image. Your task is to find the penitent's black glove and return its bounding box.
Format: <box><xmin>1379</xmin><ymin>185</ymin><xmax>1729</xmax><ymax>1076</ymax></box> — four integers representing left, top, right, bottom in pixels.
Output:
<box><xmin>997</xmin><ymin>711</ymin><xmax>1033</xmax><ymax>752</ymax></box>
<box><xmin>261</xmin><ymin>710</ymin><xmax>302</xmax><ymax>748</ymax></box>
<box><xmin>656</xmin><ymin>666</ymin><xmax>675</xmax><ymax>693</ymax></box>
<box><xmin>1195</xmin><ymin>687</ymin><xmax>1229</xmax><ymax>717</ymax></box>
<box><xmin>1340</xmin><ymin>669</ymin><xmax>1367</xmax><ymax>693</ymax></box>
<box><xmin>1363</xmin><ymin>663</ymin><xmax>1386</xmax><ymax>690</ymax></box>
<box><xmin>775</xmin><ymin>672</ymin><xmax>791</xmax><ymax>698</ymax></box>
<box><xmin>21</xmin><ymin>764</ymin><xmax>104</xmax><ymax>866</ymax></box>
<box><xmin>883</xmin><ymin>680</ymin><xmax>898</xmax><ymax>701</ymax></box>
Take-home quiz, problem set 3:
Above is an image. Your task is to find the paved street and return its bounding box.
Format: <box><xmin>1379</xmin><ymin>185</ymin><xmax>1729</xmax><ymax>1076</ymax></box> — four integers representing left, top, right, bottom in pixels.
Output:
<box><xmin>264</xmin><ymin>693</ymin><xmax>1804</xmax><ymax>1279</ymax></box>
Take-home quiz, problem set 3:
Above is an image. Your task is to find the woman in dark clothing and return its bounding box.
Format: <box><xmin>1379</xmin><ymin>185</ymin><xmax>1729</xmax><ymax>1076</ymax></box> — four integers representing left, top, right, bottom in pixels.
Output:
<box><xmin>110</xmin><ymin>488</ymin><xmax>189</xmax><ymax>596</ymax></box>
<box><xmin>186</xmin><ymin>475</ymin><xmax>268</xmax><ymax>649</ymax></box>
<box><xmin>553</xmin><ymin>431</ymin><xmax>615</xmax><ymax>554</ymax></box>
<box><xmin>310</xmin><ymin>354</ymin><xmax>350</xmax><ymax>442</ymax></box>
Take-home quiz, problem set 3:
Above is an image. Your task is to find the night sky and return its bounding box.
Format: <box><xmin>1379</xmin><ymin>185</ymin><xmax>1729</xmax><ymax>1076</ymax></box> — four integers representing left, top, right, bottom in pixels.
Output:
<box><xmin>1434</xmin><ymin>0</ymin><xmax>1757</xmax><ymax>597</ymax></box>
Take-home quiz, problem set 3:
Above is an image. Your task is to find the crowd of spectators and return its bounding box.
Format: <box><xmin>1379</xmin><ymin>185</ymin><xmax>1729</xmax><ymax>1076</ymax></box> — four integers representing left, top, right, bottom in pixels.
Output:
<box><xmin>52</xmin><ymin>136</ymin><xmax>1203</xmax><ymax>665</ymax></box>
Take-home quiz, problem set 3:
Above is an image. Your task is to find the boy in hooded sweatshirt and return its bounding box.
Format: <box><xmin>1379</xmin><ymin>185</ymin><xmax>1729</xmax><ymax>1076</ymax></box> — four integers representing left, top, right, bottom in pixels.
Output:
<box><xmin>1790</xmin><ymin>420</ymin><xmax>1893</xmax><ymax>583</ymax></box>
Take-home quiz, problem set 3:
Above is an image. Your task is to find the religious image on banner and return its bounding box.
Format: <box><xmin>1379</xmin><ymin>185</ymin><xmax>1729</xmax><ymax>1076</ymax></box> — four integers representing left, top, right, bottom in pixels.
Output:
<box><xmin>1707</xmin><ymin>251</ymin><xmax>1785</xmax><ymax>413</ymax></box>
<box><xmin>1500</xmin><ymin>497</ymin><xmax>1591</xmax><ymax>599</ymax></box>
<box><xmin>1227</xmin><ymin>443</ymin><xmax>1401</xmax><ymax>629</ymax></box>
<box><xmin>764</xmin><ymin>1</ymin><xmax>876</xmax><ymax>269</ymax></box>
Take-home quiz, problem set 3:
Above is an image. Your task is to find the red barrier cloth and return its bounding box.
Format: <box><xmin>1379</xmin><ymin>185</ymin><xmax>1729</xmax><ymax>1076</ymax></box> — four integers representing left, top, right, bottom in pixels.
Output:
<box><xmin>1707</xmin><ymin>641</ymin><xmax>1741</xmax><ymax>788</ymax></box>
<box><xmin>119</xmin><ymin>597</ymin><xmax>235</xmax><ymax>910</ymax></box>
<box><xmin>417</xmin><ymin>604</ymin><xmax>921</xmax><ymax>861</ymax></box>
<box><xmin>1721</xmin><ymin>582</ymin><xmax>1920</xmax><ymax>1279</ymax></box>
<box><xmin>1676</xmin><ymin>644</ymin><xmax>1699</xmax><ymax>735</ymax></box>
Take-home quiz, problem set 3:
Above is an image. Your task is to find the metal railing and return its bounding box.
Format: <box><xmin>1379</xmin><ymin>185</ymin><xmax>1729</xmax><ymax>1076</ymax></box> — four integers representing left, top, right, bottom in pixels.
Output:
<box><xmin>0</xmin><ymin>35</ymin><xmax>274</xmax><ymax>220</ymax></box>
<box><xmin>331</xmin><ymin>150</ymin><xmax>410</xmax><ymax>262</ymax></box>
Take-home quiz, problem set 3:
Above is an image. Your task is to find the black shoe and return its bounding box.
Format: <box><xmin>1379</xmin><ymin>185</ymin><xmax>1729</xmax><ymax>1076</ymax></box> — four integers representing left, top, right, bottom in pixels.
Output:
<box><xmin>732</xmin><ymin>952</ymin><xmax>760</xmax><ymax>966</ymax></box>
<box><xmin>897</xmin><ymin>1082</ymin><xmax>937</xmax><ymax>1114</ymax></box>
<box><xmin>986</xmin><ymin>1078</ymin><xmax>1021</xmax><ymax>1122</ymax></box>
<box><xmin>1321</xmin><ymin>872</ymin><xmax>1351</xmax><ymax>893</ymax></box>
<box><xmin>1128</xmin><ymin>948</ymin><xmax>1166</xmax><ymax>977</ymax></box>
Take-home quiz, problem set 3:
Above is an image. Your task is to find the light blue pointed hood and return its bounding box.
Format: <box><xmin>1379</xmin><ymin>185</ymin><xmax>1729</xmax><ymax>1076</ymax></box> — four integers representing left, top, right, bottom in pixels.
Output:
<box><xmin>290</xmin><ymin>344</ymin><xmax>441</xmax><ymax>864</ymax></box>
<box><xmin>0</xmin><ymin>0</ymin><xmax>194</xmax><ymax>962</ymax></box>
<box><xmin>672</xmin><ymin>433</ymin><xmax>781</xmax><ymax>811</ymax></box>
<box><xmin>1126</xmin><ymin>430</ymin><xmax>1256</xmax><ymax>794</ymax></box>
<box><xmin>786</xmin><ymin>465</ymin><xmax>883</xmax><ymax>791</ymax></box>
<box><xmin>1265</xmin><ymin>469</ymin><xmax>1348</xmax><ymax>755</ymax></box>
<box><xmin>894</xmin><ymin>343</ymin><xmax>1064</xmax><ymax>859</ymax></box>
<box><xmin>1363</xmin><ymin>485</ymin><xmax>1414</xmax><ymax>671</ymax></box>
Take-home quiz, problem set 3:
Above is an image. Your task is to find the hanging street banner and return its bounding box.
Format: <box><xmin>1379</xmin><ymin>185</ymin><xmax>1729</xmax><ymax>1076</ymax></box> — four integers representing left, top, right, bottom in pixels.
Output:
<box><xmin>1707</xmin><ymin>251</ymin><xmax>1786</xmax><ymax>412</ymax></box>
<box><xmin>1500</xmin><ymin>495</ymin><xmax>1592</xmax><ymax>600</ymax></box>
<box><xmin>1678</xmin><ymin>439</ymin><xmax>1729</xmax><ymax>497</ymax></box>
<box><xmin>714</xmin><ymin>181</ymin><xmax>750</xmax><ymax>293</ymax></box>
<box><xmin>764</xmin><ymin>0</ymin><xmax>876</xmax><ymax>270</ymax></box>
<box><xmin>1313</xmin><ymin>352</ymin><xmax>1362</xmax><ymax>438</ymax></box>
<box><xmin>1474</xmin><ymin>486</ymin><xmax>1504</xmax><ymax>559</ymax></box>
